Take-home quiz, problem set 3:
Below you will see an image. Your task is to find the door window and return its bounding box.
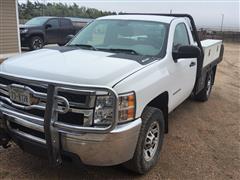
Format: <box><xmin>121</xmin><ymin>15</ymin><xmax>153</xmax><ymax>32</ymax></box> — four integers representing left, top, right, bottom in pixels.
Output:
<box><xmin>173</xmin><ymin>23</ymin><xmax>190</xmax><ymax>51</ymax></box>
<box><xmin>60</xmin><ymin>19</ymin><xmax>72</xmax><ymax>28</ymax></box>
<box><xmin>47</xmin><ymin>19</ymin><xmax>59</xmax><ymax>29</ymax></box>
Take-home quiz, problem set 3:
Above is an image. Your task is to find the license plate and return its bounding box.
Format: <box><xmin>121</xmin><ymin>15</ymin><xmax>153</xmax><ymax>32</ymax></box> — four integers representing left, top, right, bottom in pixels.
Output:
<box><xmin>9</xmin><ymin>87</ymin><xmax>31</xmax><ymax>106</ymax></box>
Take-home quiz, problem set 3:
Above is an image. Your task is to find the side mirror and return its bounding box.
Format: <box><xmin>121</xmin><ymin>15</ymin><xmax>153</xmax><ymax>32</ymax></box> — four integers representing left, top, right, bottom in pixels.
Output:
<box><xmin>60</xmin><ymin>34</ymin><xmax>74</xmax><ymax>46</ymax></box>
<box><xmin>45</xmin><ymin>24</ymin><xmax>52</xmax><ymax>29</ymax></box>
<box><xmin>172</xmin><ymin>45</ymin><xmax>201</xmax><ymax>62</ymax></box>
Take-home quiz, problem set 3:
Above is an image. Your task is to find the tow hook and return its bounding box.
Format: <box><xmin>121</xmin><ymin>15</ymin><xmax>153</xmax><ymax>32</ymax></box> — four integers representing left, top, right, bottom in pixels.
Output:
<box><xmin>0</xmin><ymin>112</ymin><xmax>11</xmax><ymax>149</ymax></box>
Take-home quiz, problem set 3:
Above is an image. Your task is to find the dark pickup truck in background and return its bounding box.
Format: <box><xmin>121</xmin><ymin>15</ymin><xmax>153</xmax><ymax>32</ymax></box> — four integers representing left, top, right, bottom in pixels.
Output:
<box><xmin>20</xmin><ymin>16</ymin><xmax>92</xmax><ymax>50</ymax></box>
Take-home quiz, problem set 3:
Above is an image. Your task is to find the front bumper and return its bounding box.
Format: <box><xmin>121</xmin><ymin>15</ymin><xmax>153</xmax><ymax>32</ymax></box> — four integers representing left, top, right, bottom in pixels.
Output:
<box><xmin>61</xmin><ymin>118</ymin><xmax>141</xmax><ymax>166</ymax></box>
<box><xmin>20</xmin><ymin>33</ymin><xmax>30</xmax><ymax>47</ymax></box>
<box><xmin>1</xmin><ymin>107</ymin><xmax>141</xmax><ymax>166</ymax></box>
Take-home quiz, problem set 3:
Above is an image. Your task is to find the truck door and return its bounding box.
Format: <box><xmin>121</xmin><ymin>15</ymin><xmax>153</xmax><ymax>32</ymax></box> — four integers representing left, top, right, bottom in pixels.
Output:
<box><xmin>45</xmin><ymin>18</ymin><xmax>60</xmax><ymax>44</ymax></box>
<box><xmin>170</xmin><ymin>23</ymin><xmax>197</xmax><ymax>108</ymax></box>
<box><xmin>59</xmin><ymin>18</ymin><xmax>75</xmax><ymax>45</ymax></box>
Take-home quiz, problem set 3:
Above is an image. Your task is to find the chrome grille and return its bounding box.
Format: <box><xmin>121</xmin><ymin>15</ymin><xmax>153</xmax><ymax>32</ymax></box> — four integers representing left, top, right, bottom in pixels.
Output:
<box><xmin>0</xmin><ymin>73</ymin><xmax>118</xmax><ymax>144</ymax></box>
<box><xmin>0</xmin><ymin>77</ymin><xmax>96</xmax><ymax>127</ymax></box>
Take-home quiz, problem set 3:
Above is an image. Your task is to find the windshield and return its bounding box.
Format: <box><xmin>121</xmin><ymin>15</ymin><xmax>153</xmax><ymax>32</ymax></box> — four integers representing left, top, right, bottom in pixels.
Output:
<box><xmin>25</xmin><ymin>17</ymin><xmax>49</xmax><ymax>26</ymax></box>
<box><xmin>69</xmin><ymin>19</ymin><xmax>168</xmax><ymax>56</ymax></box>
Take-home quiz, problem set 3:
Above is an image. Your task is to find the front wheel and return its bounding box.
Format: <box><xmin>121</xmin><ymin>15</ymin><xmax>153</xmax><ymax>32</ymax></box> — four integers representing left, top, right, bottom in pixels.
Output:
<box><xmin>123</xmin><ymin>107</ymin><xmax>165</xmax><ymax>174</ymax></box>
<box><xmin>29</xmin><ymin>36</ymin><xmax>44</xmax><ymax>50</ymax></box>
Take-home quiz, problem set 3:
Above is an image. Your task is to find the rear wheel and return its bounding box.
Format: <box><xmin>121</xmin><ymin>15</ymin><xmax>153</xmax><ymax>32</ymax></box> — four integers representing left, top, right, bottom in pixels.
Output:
<box><xmin>29</xmin><ymin>36</ymin><xmax>44</xmax><ymax>50</ymax></box>
<box><xmin>123</xmin><ymin>107</ymin><xmax>165</xmax><ymax>174</ymax></box>
<box><xmin>195</xmin><ymin>70</ymin><xmax>213</xmax><ymax>101</ymax></box>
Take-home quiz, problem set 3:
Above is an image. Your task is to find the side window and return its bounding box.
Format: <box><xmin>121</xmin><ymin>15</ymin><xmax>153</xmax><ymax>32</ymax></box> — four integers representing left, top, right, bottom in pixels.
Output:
<box><xmin>47</xmin><ymin>19</ymin><xmax>59</xmax><ymax>29</ymax></box>
<box><xmin>60</xmin><ymin>19</ymin><xmax>72</xmax><ymax>27</ymax></box>
<box><xmin>173</xmin><ymin>23</ymin><xmax>190</xmax><ymax>51</ymax></box>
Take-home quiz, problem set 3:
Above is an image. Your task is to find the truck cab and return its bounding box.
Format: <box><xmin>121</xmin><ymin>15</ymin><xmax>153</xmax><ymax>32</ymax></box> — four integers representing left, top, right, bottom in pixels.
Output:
<box><xmin>0</xmin><ymin>14</ymin><xmax>223</xmax><ymax>174</ymax></box>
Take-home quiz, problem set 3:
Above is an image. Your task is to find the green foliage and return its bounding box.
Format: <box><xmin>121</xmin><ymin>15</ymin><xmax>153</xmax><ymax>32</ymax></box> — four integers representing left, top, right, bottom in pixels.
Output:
<box><xmin>18</xmin><ymin>0</ymin><xmax>116</xmax><ymax>20</ymax></box>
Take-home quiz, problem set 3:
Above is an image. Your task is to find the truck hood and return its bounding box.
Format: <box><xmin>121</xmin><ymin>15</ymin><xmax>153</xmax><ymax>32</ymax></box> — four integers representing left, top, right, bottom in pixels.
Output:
<box><xmin>0</xmin><ymin>47</ymin><xmax>143</xmax><ymax>87</ymax></box>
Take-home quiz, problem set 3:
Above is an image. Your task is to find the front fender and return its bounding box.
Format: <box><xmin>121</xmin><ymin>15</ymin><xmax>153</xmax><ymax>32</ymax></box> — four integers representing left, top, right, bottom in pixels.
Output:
<box><xmin>113</xmin><ymin>58</ymin><xmax>171</xmax><ymax>118</ymax></box>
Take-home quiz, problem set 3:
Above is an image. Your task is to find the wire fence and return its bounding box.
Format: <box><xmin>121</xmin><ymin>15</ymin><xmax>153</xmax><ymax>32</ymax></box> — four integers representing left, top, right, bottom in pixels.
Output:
<box><xmin>197</xmin><ymin>26</ymin><xmax>240</xmax><ymax>32</ymax></box>
<box><xmin>198</xmin><ymin>29</ymin><xmax>240</xmax><ymax>42</ymax></box>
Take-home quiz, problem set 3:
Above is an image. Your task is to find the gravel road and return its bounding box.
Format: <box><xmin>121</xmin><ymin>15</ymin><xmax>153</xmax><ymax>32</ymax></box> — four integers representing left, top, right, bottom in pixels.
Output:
<box><xmin>0</xmin><ymin>42</ymin><xmax>239</xmax><ymax>180</ymax></box>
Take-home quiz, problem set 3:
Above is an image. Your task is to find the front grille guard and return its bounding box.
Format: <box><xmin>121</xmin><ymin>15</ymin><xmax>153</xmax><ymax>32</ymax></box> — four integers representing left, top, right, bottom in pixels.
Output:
<box><xmin>0</xmin><ymin>72</ymin><xmax>119</xmax><ymax>166</ymax></box>
<box><xmin>0</xmin><ymin>83</ymin><xmax>70</xmax><ymax>113</ymax></box>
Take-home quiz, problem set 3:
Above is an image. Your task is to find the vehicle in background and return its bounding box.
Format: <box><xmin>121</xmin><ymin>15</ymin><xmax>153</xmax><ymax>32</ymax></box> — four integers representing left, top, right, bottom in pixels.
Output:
<box><xmin>19</xmin><ymin>16</ymin><xmax>91</xmax><ymax>50</ymax></box>
<box><xmin>67</xmin><ymin>17</ymin><xmax>93</xmax><ymax>29</ymax></box>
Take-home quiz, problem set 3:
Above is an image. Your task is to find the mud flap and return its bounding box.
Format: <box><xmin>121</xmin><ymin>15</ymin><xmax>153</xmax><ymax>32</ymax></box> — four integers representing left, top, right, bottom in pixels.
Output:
<box><xmin>0</xmin><ymin>112</ymin><xmax>11</xmax><ymax>148</ymax></box>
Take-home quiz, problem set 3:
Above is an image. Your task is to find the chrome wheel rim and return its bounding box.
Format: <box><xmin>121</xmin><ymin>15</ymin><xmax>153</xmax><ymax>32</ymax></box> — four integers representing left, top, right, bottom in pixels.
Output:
<box><xmin>206</xmin><ymin>74</ymin><xmax>212</xmax><ymax>96</ymax></box>
<box><xmin>143</xmin><ymin>121</ymin><xmax>160</xmax><ymax>162</ymax></box>
<box><xmin>33</xmin><ymin>39</ymin><xmax>43</xmax><ymax>49</ymax></box>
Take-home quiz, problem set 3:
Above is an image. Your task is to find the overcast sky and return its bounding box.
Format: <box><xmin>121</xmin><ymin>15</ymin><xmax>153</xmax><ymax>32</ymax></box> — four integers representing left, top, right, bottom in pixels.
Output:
<box><xmin>18</xmin><ymin>0</ymin><xmax>239</xmax><ymax>31</ymax></box>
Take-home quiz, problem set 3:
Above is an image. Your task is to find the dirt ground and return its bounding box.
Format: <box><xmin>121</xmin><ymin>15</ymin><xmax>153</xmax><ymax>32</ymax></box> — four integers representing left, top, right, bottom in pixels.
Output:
<box><xmin>0</xmin><ymin>42</ymin><xmax>239</xmax><ymax>180</ymax></box>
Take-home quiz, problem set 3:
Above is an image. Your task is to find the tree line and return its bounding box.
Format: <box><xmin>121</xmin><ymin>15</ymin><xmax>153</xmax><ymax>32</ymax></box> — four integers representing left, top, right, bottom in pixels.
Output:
<box><xmin>18</xmin><ymin>1</ymin><xmax>117</xmax><ymax>20</ymax></box>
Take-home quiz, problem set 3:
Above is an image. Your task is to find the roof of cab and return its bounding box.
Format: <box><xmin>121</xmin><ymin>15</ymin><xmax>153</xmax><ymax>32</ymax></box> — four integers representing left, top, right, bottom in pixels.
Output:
<box><xmin>97</xmin><ymin>15</ymin><xmax>176</xmax><ymax>24</ymax></box>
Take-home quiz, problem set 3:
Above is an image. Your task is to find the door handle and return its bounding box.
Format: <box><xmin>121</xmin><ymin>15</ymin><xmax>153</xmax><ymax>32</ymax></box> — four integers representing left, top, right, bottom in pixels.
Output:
<box><xmin>189</xmin><ymin>62</ymin><xmax>196</xmax><ymax>67</ymax></box>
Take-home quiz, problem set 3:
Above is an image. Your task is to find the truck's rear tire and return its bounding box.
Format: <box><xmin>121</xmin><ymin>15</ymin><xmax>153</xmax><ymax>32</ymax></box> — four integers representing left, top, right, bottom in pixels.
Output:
<box><xmin>195</xmin><ymin>70</ymin><xmax>213</xmax><ymax>102</ymax></box>
<box><xmin>123</xmin><ymin>107</ymin><xmax>165</xmax><ymax>174</ymax></box>
<box><xmin>29</xmin><ymin>36</ymin><xmax>44</xmax><ymax>50</ymax></box>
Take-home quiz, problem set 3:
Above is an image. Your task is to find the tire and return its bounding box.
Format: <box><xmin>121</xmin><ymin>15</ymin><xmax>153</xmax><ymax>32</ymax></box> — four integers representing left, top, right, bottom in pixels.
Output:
<box><xmin>123</xmin><ymin>107</ymin><xmax>165</xmax><ymax>174</ymax></box>
<box><xmin>195</xmin><ymin>70</ymin><xmax>213</xmax><ymax>102</ymax></box>
<box><xmin>29</xmin><ymin>36</ymin><xmax>44</xmax><ymax>50</ymax></box>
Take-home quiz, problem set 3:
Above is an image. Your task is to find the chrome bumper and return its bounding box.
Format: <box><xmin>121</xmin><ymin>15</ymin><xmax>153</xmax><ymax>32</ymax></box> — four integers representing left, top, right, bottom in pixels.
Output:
<box><xmin>1</xmin><ymin>103</ymin><xmax>141</xmax><ymax>165</ymax></box>
<box><xmin>61</xmin><ymin>118</ymin><xmax>141</xmax><ymax>166</ymax></box>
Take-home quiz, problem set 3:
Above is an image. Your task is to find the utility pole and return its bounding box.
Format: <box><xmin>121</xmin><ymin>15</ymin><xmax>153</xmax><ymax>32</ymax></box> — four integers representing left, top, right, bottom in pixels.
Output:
<box><xmin>220</xmin><ymin>13</ymin><xmax>224</xmax><ymax>32</ymax></box>
<box><xmin>170</xmin><ymin>9</ymin><xmax>172</xmax><ymax>14</ymax></box>
<box><xmin>42</xmin><ymin>0</ymin><xmax>45</xmax><ymax>16</ymax></box>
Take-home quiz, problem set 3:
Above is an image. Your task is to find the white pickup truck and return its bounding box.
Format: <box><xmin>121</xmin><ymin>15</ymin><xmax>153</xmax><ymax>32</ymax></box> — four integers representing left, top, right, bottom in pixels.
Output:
<box><xmin>0</xmin><ymin>14</ymin><xmax>223</xmax><ymax>174</ymax></box>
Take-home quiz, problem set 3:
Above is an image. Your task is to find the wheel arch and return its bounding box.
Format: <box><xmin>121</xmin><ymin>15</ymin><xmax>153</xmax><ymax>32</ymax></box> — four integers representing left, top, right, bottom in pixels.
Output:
<box><xmin>29</xmin><ymin>33</ymin><xmax>45</xmax><ymax>43</ymax></box>
<box><xmin>144</xmin><ymin>91</ymin><xmax>169</xmax><ymax>133</ymax></box>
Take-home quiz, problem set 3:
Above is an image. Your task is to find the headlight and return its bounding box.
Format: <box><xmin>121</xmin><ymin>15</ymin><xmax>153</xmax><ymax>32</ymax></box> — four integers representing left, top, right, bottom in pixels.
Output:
<box><xmin>93</xmin><ymin>92</ymin><xmax>136</xmax><ymax>126</ymax></box>
<box><xmin>20</xmin><ymin>29</ymin><xmax>28</xmax><ymax>34</ymax></box>
<box><xmin>94</xmin><ymin>95</ymin><xmax>115</xmax><ymax>126</ymax></box>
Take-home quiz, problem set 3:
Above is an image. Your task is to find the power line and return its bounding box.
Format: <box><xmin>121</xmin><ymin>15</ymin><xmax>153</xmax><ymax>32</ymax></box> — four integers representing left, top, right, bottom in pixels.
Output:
<box><xmin>220</xmin><ymin>13</ymin><xmax>224</xmax><ymax>32</ymax></box>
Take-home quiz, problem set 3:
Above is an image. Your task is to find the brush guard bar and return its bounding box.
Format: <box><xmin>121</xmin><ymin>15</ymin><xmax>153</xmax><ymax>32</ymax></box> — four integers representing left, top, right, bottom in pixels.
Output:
<box><xmin>0</xmin><ymin>73</ymin><xmax>119</xmax><ymax>166</ymax></box>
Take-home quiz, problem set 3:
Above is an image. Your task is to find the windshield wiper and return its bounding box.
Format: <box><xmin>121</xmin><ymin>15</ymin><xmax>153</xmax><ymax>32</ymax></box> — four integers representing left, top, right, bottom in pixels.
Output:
<box><xmin>98</xmin><ymin>48</ymin><xmax>140</xmax><ymax>55</ymax></box>
<box><xmin>68</xmin><ymin>44</ymin><xmax>98</xmax><ymax>51</ymax></box>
